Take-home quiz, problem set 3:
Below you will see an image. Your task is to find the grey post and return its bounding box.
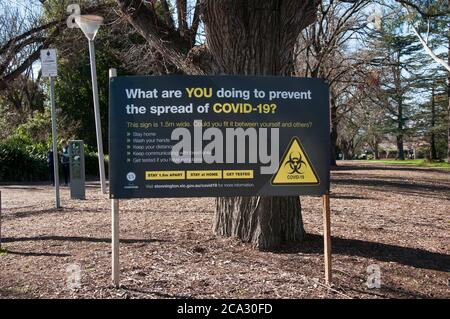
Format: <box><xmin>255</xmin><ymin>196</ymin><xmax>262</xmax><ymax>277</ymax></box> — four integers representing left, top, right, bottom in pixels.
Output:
<box><xmin>88</xmin><ymin>39</ymin><xmax>107</xmax><ymax>194</ymax></box>
<box><xmin>50</xmin><ymin>77</ymin><xmax>60</xmax><ymax>208</ymax></box>
<box><xmin>69</xmin><ymin>140</ymin><xmax>86</xmax><ymax>200</ymax></box>
<box><xmin>109</xmin><ymin>68</ymin><xmax>120</xmax><ymax>287</ymax></box>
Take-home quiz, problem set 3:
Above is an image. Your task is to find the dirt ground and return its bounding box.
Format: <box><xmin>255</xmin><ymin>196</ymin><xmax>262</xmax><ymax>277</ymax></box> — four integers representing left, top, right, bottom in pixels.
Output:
<box><xmin>0</xmin><ymin>161</ymin><xmax>448</xmax><ymax>299</ymax></box>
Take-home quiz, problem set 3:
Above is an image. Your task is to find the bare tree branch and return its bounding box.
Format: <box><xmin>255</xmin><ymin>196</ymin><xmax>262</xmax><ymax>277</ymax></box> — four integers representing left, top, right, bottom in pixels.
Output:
<box><xmin>176</xmin><ymin>0</ymin><xmax>188</xmax><ymax>36</ymax></box>
<box><xmin>115</xmin><ymin>0</ymin><xmax>206</xmax><ymax>74</ymax></box>
<box><xmin>402</xmin><ymin>4</ymin><xmax>450</xmax><ymax>73</ymax></box>
<box><xmin>189</xmin><ymin>0</ymin><xmax>201</xmax><ymax>45</ymax></box>
<box><xmin>395</xmin><ymin>0</ymin><xmax>450</xmax><ymax>18</ymax></box>
<box><xmin>410</xmin><ymin>22</ymin><xmax>450</xmax><ymax>72</ymax></box>
<box><xmin>160</xmin><ymin>0</ymin><xmax>175</xmax><ymax>29</ymax></box>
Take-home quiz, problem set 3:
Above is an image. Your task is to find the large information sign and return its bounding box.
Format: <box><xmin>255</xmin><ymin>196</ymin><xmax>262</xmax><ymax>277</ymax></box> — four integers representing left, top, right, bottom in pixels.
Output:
<box><xmin>109</xmin><ymin>75</ymin><xmax>329</xmax><ymax>198</ymax></box>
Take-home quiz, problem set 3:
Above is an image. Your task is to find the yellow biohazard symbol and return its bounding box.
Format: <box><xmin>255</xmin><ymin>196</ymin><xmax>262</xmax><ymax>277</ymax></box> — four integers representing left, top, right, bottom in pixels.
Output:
<box><xmin>271</xmin><ymin>137</ymin><xmax>319</xmax><ymax>185</ymax></box>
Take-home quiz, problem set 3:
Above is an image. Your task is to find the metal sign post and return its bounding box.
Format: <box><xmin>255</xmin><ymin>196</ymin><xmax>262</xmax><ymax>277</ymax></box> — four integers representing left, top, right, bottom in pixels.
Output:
<box><xmin>109</xmin><ymin>68</ymin><xmax>120</xmax><ymax>287</ymax></box>
<box><xmin>41</xmin><ymin>49</ymin><xmax>60</xmax><ymax>209</ymax></box>
<box><xmin>50</xmin><ymin>77</ymin><xmax>60</xmax><ymax>209</ymax></box>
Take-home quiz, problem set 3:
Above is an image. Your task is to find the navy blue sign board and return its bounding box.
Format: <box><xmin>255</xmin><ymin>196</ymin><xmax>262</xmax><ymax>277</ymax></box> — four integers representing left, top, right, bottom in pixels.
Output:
<box><xmin>109</xmin><ymin>75</ymin><xmax>330</xmax><ymax>198</ymax></box>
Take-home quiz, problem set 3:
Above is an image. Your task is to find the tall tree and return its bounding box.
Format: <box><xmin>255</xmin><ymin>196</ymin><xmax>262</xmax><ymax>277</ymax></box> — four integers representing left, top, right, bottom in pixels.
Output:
<box><xmin>295</xmin><ymin>0</ymin><xmax>370</xmax><ymax>166</ymax></box>
<box><xmin>115</xmin><ymin>0</ymin><xmax>321</xmax><ymax>249</ymax></box>
<box><xmin>412</xmin><ymin>72</ymin><xmax>449</xmax><ymax>160</ymax></box>
<box><xmin>366</xmin><ymin>10</ymin><xmax>424</xmax><ymax>159</ymax></box>
<box><xmin>399</xmin><ymin>0</ymin><xmax>450</xmax><ymax>161</ymax></box>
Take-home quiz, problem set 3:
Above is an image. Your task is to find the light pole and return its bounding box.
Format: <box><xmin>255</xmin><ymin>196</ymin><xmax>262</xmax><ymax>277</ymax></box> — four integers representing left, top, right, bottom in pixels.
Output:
<box><xmin>75</xmin><ymin>15</ymin><xmax>107</xmax><ymax>194</ymax></box>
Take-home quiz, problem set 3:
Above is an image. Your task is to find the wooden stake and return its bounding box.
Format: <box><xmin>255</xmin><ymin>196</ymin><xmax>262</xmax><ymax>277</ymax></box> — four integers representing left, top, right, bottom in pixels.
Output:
<box><xmin>109</xmin><ymin>68</ymin><xmax>120</xmax><ymax>288</ymax></box>
<box><xmin>0</xmin><ymin>191</ymin><xmax>2</xmax><ymax>250</ymax></box>
<box><xmin>322</xmin><ymin>194</ymin><xmax>332</xmax><ymax>285</ymax></box>
<box><xmin>112</xmin><ymin>198</ymin><xmax>119</xmax><ymax>287</ymax></box>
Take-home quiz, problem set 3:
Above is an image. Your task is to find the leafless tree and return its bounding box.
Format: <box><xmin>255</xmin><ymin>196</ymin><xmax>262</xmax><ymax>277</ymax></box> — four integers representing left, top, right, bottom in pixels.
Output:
<box><xmin>295</xmin><ymin>0</ymin><xmax>371</xmax><ymax>165</ymax></box>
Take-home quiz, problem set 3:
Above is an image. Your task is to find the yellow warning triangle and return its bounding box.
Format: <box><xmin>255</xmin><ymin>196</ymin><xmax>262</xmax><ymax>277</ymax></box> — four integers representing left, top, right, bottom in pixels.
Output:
<box><xmin>271</xmin><ymin>137</ymin><xmax>320</xmax><ymax>185</ymax></box>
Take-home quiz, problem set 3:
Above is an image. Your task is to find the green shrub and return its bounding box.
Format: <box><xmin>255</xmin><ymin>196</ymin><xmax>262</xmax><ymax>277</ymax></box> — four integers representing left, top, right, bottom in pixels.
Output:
<box><xmin>0</xmin><ymin>138</ymin><xmax>48</xmax><ymax>182</ymax></box>
<box><xmin>0</xmin><ymin>136</ymin><xmax>109</xmax><ymax>182</ymax></box>
<box><xmin>84</xmin><ymin>146</ymin><xmax>109</xmax><ymax>179</ymax></box>
<box><xmin>0</xmin><ymin>109</ymin><xmax>109</xmax><ymax>182</ymax></box>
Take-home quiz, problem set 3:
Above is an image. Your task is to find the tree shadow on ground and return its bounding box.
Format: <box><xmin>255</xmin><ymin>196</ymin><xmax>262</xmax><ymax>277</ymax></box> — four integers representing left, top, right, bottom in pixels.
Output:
<box><xmin>2</xmin><ymin>235</ymin><xmax>168</xmax><ymax>245</ymax></box>
<box><xmin>5</xmin><ymin>250</ymin><xmax>71</xmax><ymax>257</ymax></box>
<box><xmin>330</xmin><ymin>194</ymin><xmax>375</xmax><ymax>200</ymax></box>
<box><xmin>3</xmin><ymin>207</ymin><xmax>111</xmax><ymax>220</ymax></box>
<box><xmin>333</xmin><ymin>164</ymin><xmax>450</xmax><ymax>175</ymax></box>
<box><xmin>0</xmin><ymin>186</ymin><xmax>47</xmax><ymax>191</ymax></box>
<box><xmin>120</xmin><ymin>286</ymin><xmax>194</xmax><ymax>299</ymax></box>
<box><xmin>3</xmin><ymin>208</ymin><xmax>71</xmax><ymax>220</ymax></box>
<box><xmin>0</xmin><ymin>287</ymin><xmax>36</xmax><ymax>298</ymax></box>
<box><xmin>338</xmin><ymin>282</ymin><xmax>432</xmax><ymax>299</ymax></box>
<box><xmin>332</xmin><ymin>176</ymin><xmax>450</xmax><ymax>199</ymax></box>
<box><xmin>277</xmin><ymin>234</ymin><xmax>450</xmax><ymax>273</ymax></box>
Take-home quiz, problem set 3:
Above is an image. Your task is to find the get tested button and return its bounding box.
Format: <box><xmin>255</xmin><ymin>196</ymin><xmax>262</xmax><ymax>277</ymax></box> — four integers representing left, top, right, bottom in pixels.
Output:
<box><xmin>145</xmin><ymin>171</ymin><xmax>185</xmax><ymax>180</ymax></box>
<box><xmin>223</xmin><ymin>170</ymin><xmax>254</xmax><ymax>179</ymax></box>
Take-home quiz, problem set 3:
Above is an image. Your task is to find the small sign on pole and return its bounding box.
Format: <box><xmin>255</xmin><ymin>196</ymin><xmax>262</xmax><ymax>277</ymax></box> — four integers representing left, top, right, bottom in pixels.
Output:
<box><xmin>40</xmin><ymin>49</ymin><xmax>58</xmax><ymax>78</ymax></box>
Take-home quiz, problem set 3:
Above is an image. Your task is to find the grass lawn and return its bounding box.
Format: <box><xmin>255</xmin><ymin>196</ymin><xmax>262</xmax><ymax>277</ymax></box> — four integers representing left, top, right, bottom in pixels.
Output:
<box><xmin>363</xmin><ymin>159</ymin><xmax>450</xmax><ymax>169</ymax></box>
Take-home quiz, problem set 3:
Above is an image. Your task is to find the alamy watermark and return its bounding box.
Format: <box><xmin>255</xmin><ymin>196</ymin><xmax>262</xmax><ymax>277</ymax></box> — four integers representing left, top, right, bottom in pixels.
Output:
<box><xmin>366</xmin><ymin>264</ymin><xmax>381</xmax><ymax>289</ymax></box>
<box><xmin>66</xmin><ymin>263</ymin><xmax>81</xmax><ymax>290</ymax></box>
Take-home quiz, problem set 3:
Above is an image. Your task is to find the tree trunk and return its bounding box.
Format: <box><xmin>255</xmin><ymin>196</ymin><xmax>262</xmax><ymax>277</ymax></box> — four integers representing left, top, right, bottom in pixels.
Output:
<box><xmin>397</xmin><ymin>101</ymin><xmax>405</xmax><ymax>160</ymax></box>
<box><xmin>214</xmin><ymin>196</ymin><xmax>304</xmax><ymax>248</ymax></box>
<box><xmin>396</xmin><ymin>135</ymin><xmax>404</xmax><ymax>160</ymax></box>
<box><xmin>430</xmin><ymin>84</ymin><xmax>438</xmax><ymax>160</ymax></box>
<box><xmin>393</xmin><ymin>50</ymin><xmax>405</xmax><ymax>161</ymax></box>
<box><xmin>447</xmin><ymin>25</ymin><xmax>450</xmax><ymax>163</ymax></box>
<box><xmin>330</xmin><ymin>92</ymin><xmax>338</xmax><ymax>166</ymax></box>
<box><xmin>203</xmin><ymin>0</ymin><xmax>318</xmax><ymax>250</ymax></box>
<box><xmin>448</xmin><ymin>79</ymin><xmax>450</xmax><ymax>163</ymax></box>
<box><xmin>373</xmin><ymin>137</ymin><xmax>379</xmax><ymax>160</ymax></box>
<box><xmin>340</xmin><ymin>140</ymin><xmax>352</xmax><ymax>160</ymax></box>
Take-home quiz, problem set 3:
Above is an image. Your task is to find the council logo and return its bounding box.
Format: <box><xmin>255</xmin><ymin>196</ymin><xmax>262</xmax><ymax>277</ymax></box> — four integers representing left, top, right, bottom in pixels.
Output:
<box><xmin>126</xmin><ymin>172</ymin><xmax>136</xmax><ymax>182</ymax></box>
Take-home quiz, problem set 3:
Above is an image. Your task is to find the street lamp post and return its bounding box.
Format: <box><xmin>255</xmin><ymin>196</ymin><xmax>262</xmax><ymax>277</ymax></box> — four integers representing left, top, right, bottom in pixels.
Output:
<box><xmin>75</xmin><ymin>15</ymin><xmax>107</xmax><ymax>194</ymax></box>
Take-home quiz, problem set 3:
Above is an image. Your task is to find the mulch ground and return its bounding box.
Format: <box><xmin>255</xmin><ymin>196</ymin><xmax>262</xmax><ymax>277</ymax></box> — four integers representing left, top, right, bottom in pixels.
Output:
<box><xmin>0</xmin><ymin>161</ymin><xmax>449</xmax><ymax>299</ymax></box>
